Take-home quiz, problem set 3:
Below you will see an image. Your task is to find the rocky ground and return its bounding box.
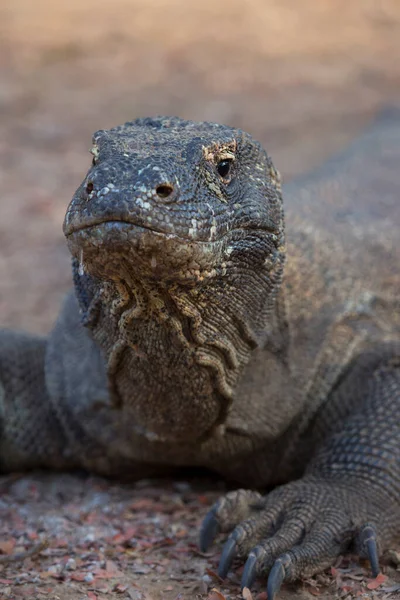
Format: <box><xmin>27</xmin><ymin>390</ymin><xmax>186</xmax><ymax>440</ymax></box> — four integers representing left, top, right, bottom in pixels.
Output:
<box><xmin>0</xmin><ymin>1</ymin><xmax>399</xmax><ymax>598</ymax></box>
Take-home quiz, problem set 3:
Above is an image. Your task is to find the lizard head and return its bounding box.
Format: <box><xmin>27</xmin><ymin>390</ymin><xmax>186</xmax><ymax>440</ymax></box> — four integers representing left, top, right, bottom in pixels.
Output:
<box><xmin>64</xmin><ymin>116</ymin><xmax>284</xmax><ymax>283</ymax></box>
<box><xmin>63</xmin><ymin>117</ymin><xmax>285</xmax><ymax>443</ymax></box>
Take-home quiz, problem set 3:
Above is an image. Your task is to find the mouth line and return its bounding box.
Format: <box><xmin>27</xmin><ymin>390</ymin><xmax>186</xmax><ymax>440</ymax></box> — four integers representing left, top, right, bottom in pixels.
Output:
<box><xmin>65</xmin><ymin>216</ymin><xmax>181</xmax><ymax>238</ymax></box>
<box><xmin>65</xmin><ymin>216</ymin><xmax>278</xmax><ymax>244</ymax></box>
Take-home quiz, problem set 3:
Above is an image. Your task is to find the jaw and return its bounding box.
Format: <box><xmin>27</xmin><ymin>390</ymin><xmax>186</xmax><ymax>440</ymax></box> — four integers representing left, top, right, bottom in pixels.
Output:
<box><xmin>66</xmin><ymin>220</ymin><xmax>226</xmax><ymax>287</ymax></box>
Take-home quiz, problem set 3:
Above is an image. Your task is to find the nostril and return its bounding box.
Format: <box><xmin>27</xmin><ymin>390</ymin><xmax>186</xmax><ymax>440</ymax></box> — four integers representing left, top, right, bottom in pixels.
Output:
<box><xmin>156</xmin><ymin>183</ymin><xmax>174</xmax><ymax>199</ymax></box>
<box><xmin>86</xmin><ymin>181</ymin><xmax>94</xmax><ymax>195</ymax></box>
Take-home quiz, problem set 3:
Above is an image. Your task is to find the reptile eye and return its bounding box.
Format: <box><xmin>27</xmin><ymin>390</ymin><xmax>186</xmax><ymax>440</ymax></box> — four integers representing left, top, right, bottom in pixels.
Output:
<box><xmin>217</xmin><ymin>159</ymin><xmax>233</xmax><ymax>179</ymax></box>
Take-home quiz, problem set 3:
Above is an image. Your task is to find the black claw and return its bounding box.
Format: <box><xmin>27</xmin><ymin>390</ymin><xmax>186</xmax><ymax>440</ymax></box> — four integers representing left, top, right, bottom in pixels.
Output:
<box><xmin>366</xmin><ymin>537</ymin><xmax>380</xmax><ymax>578</ymax></box>
<box><xmin>199</xmin><ymin>510</ymin><xmax>220</xmax><ymax>552</ymax></box>
<box><xmin>241</xmin><ymin>552</ymin><xmax>258</xmax><ymax>590</ymax></box>
<box><xmin>360</xmin><ymin>525</ymin><xmax>380</xmax><ymax>578</ymax></box>
<box><xmin>267</xmin><ymin>559</ymin><xmax>285</xmax><ymax>600</ymax></box>
<box><xmin>218</xmin><ymin>537</ymin><xmax>237</xmax><ymax>579</ymax></box>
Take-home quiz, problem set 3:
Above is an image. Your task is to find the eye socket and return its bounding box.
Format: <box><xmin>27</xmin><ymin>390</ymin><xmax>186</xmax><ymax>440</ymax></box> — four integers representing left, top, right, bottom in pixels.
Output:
<box><xmin>216</xmin><ymin>159</ymin><xmax>233</xmax><ymax>179</ymax></box>
<box><xmin>156</xmin><ymin>183</ymin><xmax>174</xmax><ymax>198</ymax></box>
<box><xmin>86</xmin><ymin>181</ymin><xmax>94</xmax><ymax>195</ymax></box>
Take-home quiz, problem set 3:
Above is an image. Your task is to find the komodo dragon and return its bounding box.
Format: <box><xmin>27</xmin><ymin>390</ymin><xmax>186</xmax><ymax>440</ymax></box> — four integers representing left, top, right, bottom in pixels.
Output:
<box><xmin>0</xmin><ymin>111</ymin><xmax>399</xmax><ymax>598</ymax></box>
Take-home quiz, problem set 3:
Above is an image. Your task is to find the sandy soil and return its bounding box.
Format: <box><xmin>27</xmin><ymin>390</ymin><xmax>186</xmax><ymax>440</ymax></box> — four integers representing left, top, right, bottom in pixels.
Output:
<box><xmin>0</xmin><ymin>1</ymin><xmax>399</xmax><ymax>599</ymax></box>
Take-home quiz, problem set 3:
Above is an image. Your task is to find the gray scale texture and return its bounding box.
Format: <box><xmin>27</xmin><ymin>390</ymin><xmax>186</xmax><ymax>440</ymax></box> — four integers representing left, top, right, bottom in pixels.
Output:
<box><xmin>0</xmin><ymin>111</ymin><xmax>399</xmax><ymax>595</ymax></box>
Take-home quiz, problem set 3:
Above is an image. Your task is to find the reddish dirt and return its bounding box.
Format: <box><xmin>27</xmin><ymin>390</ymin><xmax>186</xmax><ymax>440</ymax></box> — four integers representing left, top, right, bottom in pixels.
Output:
<box><xmin>0</xmin><ymin>473</ymin><xmax>399</xmax><ymax>600</ymax></box>
<box><xmin>0</xmin><ymin>1</ymin><xmax>399</xmax><ymax>599</ymax></box>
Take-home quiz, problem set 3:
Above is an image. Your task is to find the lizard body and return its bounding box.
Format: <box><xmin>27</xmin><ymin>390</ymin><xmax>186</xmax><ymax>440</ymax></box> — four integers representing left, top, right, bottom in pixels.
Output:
<box><xmin>0</xmin><ymin>111</ymin><xmax>399</xmax><ymax>597</ymax></box>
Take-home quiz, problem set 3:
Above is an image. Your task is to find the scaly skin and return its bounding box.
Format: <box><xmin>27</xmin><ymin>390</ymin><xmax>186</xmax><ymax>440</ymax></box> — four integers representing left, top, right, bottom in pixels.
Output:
<box><xmin>0</xmin><ymin>112</ymin><xmax>399</xmax><ymax>597</ymax></box>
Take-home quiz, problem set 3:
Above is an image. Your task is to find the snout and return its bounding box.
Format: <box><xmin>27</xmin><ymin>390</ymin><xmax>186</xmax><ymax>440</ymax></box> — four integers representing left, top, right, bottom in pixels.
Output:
<box><xmin>65</xmin><ymin>219</ymin><xmax>222</xmax><ymax>286</ymax></box>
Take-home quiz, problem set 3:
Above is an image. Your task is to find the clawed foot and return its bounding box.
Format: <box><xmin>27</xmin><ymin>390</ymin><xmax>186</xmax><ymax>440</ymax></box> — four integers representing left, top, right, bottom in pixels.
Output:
<box><xmin>199</xmin><ymin>481</ymin><xmax>382</xmax><ymax>599</ymax></box>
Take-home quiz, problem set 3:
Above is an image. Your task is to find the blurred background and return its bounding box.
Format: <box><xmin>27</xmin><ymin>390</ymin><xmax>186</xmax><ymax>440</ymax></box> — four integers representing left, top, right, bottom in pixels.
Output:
<box><xmin>1</xmin><ymin>0</ymin><xmax>399</xmax><ymax>332</ymax></box>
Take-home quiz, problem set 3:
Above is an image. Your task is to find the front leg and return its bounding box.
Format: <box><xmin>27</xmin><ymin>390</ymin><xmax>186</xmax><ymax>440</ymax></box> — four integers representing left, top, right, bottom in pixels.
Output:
<box><xmin>200</xmin><ymin>349</ymin><xmax>400</xmax><ymax>598</ymax></box>
<box><xmin>0</xmin><ymin>329</ymin><xmax>71</xmax><ymax>471</ymax></box>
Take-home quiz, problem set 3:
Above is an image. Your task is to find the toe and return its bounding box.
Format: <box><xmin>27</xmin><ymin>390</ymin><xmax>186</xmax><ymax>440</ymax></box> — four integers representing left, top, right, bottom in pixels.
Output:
<box><xmin>269</xmin><ymin>514</ymin><xmax>352</xmax><ymax>584</ymax></box>
<box><xmin>218</xmin><ymin>501</ymin><xmax>302</xmax><ymax>580</ymax></box>
<box><xmin>263</xmin><ymin>527</ymin><xmax>349</xmax><ymax>600</ymax></box>
<box><xmin>199</xmin><ymin>489</ymin><xmax>262</xmax><ymax>551</ymax></box>
<box><xmin>240</xmin><ymin>518</ymin><xmax>306</xmax><ymax>589</ymax></box>
<box><xmin>238</xmin><ymin>503</ymin><xmax>353</xmax><ymax>594</ymax></box>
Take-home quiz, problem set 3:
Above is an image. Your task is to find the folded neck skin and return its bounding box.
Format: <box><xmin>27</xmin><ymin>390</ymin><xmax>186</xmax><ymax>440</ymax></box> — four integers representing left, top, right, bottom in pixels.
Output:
<box><xmin>63</xmin><ymin>116</ymin><xmax>286</xmax><ymax>445</ymax></box>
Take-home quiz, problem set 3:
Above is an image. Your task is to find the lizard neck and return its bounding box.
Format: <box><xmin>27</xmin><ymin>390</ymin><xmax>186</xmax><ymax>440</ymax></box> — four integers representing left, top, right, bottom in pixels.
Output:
<box><xmin>72</xmin><ymin>235</ymin><xmax>285</xmax><ymax>443</ymax></box>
